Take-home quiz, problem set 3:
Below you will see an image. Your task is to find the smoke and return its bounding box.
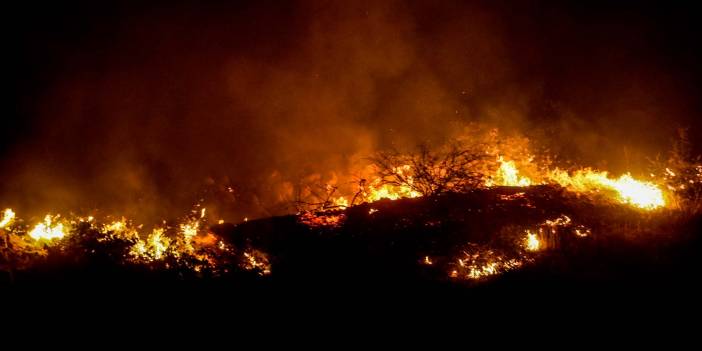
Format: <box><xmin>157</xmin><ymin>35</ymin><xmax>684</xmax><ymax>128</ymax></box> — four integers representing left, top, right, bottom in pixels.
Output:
<box><xmin>3</xmin><ymin>0</ymin><xmax>701</xmax><ymax>222</ymax></box>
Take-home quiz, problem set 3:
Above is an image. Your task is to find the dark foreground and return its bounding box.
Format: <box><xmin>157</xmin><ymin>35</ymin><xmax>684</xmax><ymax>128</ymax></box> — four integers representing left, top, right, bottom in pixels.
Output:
<box><xmin>2</xmin><ymin>186</ymin><xmax>701</xmax><ymax>312</ymax></box>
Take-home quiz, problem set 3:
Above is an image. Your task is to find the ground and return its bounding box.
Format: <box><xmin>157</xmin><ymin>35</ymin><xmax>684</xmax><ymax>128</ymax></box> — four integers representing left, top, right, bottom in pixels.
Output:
<box><xmin>4</xmin><ymin>186</ymin><xmax>699</xmax><ymax>303</ymax></box>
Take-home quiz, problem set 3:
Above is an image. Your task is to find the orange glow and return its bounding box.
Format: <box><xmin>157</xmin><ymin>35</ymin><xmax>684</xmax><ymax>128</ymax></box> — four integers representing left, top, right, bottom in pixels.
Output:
<box><xmin>549</xmin><ymin>169</ymin><xmax>665</xmax><ymax>209</ymax></box>
<box><xmin>486</xmin><ymin>156</ymin><xmax>532</xmax><ymax>187</ymax></box>
<box><xmin>0</xmin><ymin>208</ymin><xmax>15</xmax><ymax>229</ymax></box>
<box><xmin>29</xmin><ymin>215</ymin><xmax>66</xmax><ymax>241</ymax></box>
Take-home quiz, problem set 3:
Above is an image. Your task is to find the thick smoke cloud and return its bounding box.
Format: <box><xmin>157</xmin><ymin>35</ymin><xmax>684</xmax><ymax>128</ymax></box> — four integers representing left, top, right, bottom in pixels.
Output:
<box><xmin>4</xmin><ymin>0</ymin><xmax>701</xmax><ymax>222</ymax></box>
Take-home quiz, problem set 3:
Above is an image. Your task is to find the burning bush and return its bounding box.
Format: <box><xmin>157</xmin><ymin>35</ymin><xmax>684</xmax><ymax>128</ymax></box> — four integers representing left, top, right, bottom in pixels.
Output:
<box><xmin>371</xmin><ymin>142</ymin><xmax>493</xmax><ymax>196</ymax></box>
<box><xmin>650</xmin><ymin>128</ymin><xmax>702</xmax><ymax>213</ymax></box>
<box><xmin>2</xmin><ymin>124</ymin><xmax>698</xmax><ymax>287</ymax></box>
<box><xmin>0</xmin><ymin>209</ymin><xmax>273</xmax><ymax>283</ymax></box>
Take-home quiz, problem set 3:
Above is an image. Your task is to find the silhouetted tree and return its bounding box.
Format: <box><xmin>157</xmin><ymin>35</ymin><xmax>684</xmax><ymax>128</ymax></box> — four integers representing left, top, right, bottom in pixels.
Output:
<box><xmin>371</xmin><ymin>142</ymin><xmax>492</xmax><ymax>196</ymax></box>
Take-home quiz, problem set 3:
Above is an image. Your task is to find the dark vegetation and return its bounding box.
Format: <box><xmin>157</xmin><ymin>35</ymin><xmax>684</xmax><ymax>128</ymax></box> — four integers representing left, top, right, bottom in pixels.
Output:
<box><xmin>3</xmin><ymin>186</ymin><xmax>699</xmax><ymax>298</ymax></box>
<box><xmin>2</xmin><ymin>132</ymin><xmax>700</xmax><ymax>311</ymax></box>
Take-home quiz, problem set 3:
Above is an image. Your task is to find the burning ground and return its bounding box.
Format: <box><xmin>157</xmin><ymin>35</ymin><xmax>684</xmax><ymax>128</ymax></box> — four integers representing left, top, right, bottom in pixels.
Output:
<box><xmin>1</xmin><ymin>131</ymin><xmax>700</xmax><ymax>289</ymax></box>
<box><xmin>3</xmin><ymin>1</ymin><xmax>702</xmax><ymax>293</ymax></box>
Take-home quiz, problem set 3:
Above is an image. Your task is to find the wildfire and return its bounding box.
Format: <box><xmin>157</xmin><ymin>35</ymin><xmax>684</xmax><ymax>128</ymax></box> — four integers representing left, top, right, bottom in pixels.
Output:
<box><xmin>317</xmin><ymin>166</ymin><xmax>423</xmax><ymax>211</ymax></box>
<box><xmin>242</xmin><ymin>249</ymin><xmax>271</xmax><ymax>275</ymax></box>
<box><xmin>574</xmin><ymin>226</ymin><xmax>590</xmax><ymax>237</ymax></box>
<box><xmin>193</xmin><ymin>232</ymin><xmax>218</xmax><ymax>246</ymax></box>
<box><xmin>311</xmin><ymin>145</ymin><xmax>667</xmax><ymax>214</ymax></box>
<box><xmin>332</xmin><ymin>196</ymin><xmax>349</xmax><ymax>208</ymax></box>
<box><xmin>524</xmin><ymin>231</ymin><xmax>541</xmax><ymax>251</ymax></box>
<box><xmin>450</xmin><ymin>244</ymin><xmax>527</xmax><ymax>280</ymax></box>
<box><xmin>0</xmin><ymin>208</ymin><xmax>15</xmax><ymax>229</ymax></box>
<box><xmin>130</xmin><ymin>228</ymin><xmax>171</xmax><ymax>261</ymax></box>
<box><xmin>364</xmin><ymin>173</ymin><xmax>422</xmax><ymax>202</ymax></box>
<box><xmin>147</xmin><ymin>229</ymin><xmax>170</xmax><ymax>260</ymax></box>
<box><xmin>549</xmin><ymin>169</ymin><xmax>665</xmax><ymax>209</ymax></box>
<box><xmin>478</xmin><ymin>150</ymin><xmax>667</xmax><ymax>210</ymax></box>
<box><xmin>0</xmin><ymin>206</ymin><xmax>276</xmax><ymax>279</ymax></box>
<box><xmin>544</xmin><ymin>215</ymin><xmax>571</xmax><ymax>227</ymax></box>
<box><xmin>299</xmin><ymin>211</ymin><xmax>346</xmax><ymax>228</ymax></box>
<box><xmin>105</xmin><ymin>219</ymin><xmax>126</xmax><ymax>233</ymax></box>
<box><xmin>487</xmin><ymin>157</ymin><xmax>532</xmax><ymax>187</ymax></box>
<box><xmin>28</xmin><ymin>215</ymin><xmax>66</xmax><ymax>241</ymax></box>
<box><xmin>479</xmin><ymin>152</ymin><xmax>666</xmax><ymax>210</ymax></box>
<box><xmin>0</xmin><ymin>126</ymin><xmax>689</xmax><ymax>285</ymax></box>
<box><xmin>367</xmin><ymin>184</ymin><xmax>422</xmax><ymax>202</ymax></box>
<box><xmin>465</xmin><ymin>258</ymin><xmax>523</xmax><ymax>280</ymax></box>
<box><xmin>180</xmin><ymin>218</ymin><xmax>200</xmax><ymax>249</ymax></box>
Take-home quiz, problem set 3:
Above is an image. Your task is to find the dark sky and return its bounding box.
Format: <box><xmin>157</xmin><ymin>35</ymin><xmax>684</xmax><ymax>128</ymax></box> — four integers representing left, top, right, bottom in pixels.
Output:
<box><xmin>4</xmin><ymin>0</ymin><xmax>702</xmax><ymax>220</ymax></box>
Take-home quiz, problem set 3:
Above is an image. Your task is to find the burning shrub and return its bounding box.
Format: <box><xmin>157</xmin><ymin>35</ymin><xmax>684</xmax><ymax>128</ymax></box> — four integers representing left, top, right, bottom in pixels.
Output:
<box><xmin>1</xmin><ymin>220</ymin><xmax>48</xmax><ymax>280</ymax></box>
<box><xmin>448</xmin><ymin>243</ymin><xmax>525</xmax><ymax>280</ymax></box>
<box><xmin>0</xmin><ymin>208</ymin><xmax>277</xmax><ymax>283</ymax></box>
<box><xmin>282</xmin><ymin>125</ymin><xmax>671</xmax><ymax>216</ymax></box>
<box><xmin>650</xmin><ymin>128</ymin><xmax>702</xmax><ymax>213</ymax></box>
<box><xmin>371</xmin><ymin>142</ymin><xmax>493</xmax><ymax>197</ymax></box>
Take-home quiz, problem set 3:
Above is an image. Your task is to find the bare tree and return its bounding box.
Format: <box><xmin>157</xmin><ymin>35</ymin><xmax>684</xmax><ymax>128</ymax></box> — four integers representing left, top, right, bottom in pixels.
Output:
<box><xmin>293</xmin><ymin>182</ymin><xmax>345</xmax><ymax>212</ymax></box>
<box><xmin>371</xmin><ymin>142</ymin><xmax>492</xmax><ymax>197</ymax></box>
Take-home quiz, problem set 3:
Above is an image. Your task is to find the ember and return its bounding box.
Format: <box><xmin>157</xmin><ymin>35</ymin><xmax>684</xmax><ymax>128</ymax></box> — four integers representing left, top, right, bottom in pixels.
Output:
<box><xmin>299</xmin><ymin>211</ymin><xmax>346</xmax><ymax>228</ymax></box>
<box><xmin>451</xmin><ymin>247</ymin><xmax>525</xmax><ymax>280</ymax></box>
<box><xmin>242</xmin><ymin>249</ymin><xmax>271</xmax><ymax>276</ymax></box>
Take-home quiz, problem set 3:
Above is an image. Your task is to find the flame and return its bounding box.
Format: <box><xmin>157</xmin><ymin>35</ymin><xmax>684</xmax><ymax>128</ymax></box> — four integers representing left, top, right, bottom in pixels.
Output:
<box><xmin>544</xmin><ymin>215</ymin><xmax>571</xmax><ymax>227</ymax></box>
<box><xmin>0</xmin><ymin>206</ymin><xmax>274</xmax><ymax>277</ymax></box>
<box><xmin>180</xmin><ymin>218</ymin><xmax>200</xmax><ymax>248</ymax></box>
<box><xmin>549</xmin><ymin>169</ymin><xmax>665</xmax><ymax>209</ymax></box>
<box><xmin>192</xmin><ymin>232</ymin><xmax>218</xmax><ymax>246</ymax></box>
<box><xmin>242</xmin><ymin>249</ymin><xmax>271</xmax><ymax>275</ymax></box>
<box><xmin>0</xmin><ymin>127</ymin><xmax>683</xmax><ymax>282</ymax></box>
<box><xmin>0</xmin><ymin>208</ymin><xmax>15</xmax><ymax>229</ymax></box>
<box><xmin>130</xmin><ymin>228</ymin><xmax>171</xmax><ymax>261</ymax></box>
<box><xmin>105</xmin><ymin>218</ymin><xmax>127</xmax><ymax>233</ymax></box>
<box><xmin>451</xmin><ymin>246</ymin><xmax>525</xmax><ymax>280</ymax></box>
<box><xmin>77</xmin><ymin>215</ymin><xmax>95</xmax><ymax>223</ymax></box>
<box><xmin>354</xmin><ymin>165</ymin><xmax>422</xmax><ymax>204</ymax></box>
<box><xmin>299</xmin><ymin>212</ymin><xmax>345</xmax><ymax>228</ymax></box>
<box><xmin>574</xmin><ymin>227</ymin><xmax>590</xmax><ymax>237</ymax></box>
<box><xmin>29</xmin><ymin>215</ymin><xmax>66</xmax><ymax>241</ymax></box>
<box><xmin>148</xmin><ymin>229</ymin><xmax>170</xmax><ymax>260</ymax></box>
<box><xmin>366</xmin><ymin>182</ymin><xmax>422</xmax><ymax>202</ymax></box>
<box><xmin>524</xmin><ymin>230</ymin><xmax>540</xmax><ymax>251</ymax></box>
<box><xmin>466</xmin><ymin>259</ymin><xmax>523</xmax><ymax>280</ymax></box>
<box><xmin>487</xmin><ymin>156</ymin><xmax>532</xmax><ymax>187</ymax></box>
<box><xmin>468</xmin><ymin>262</ymin><xmax>497</xmax><ymax>278</ymax></box>
<box><xmin>332</xmin><ymin>196</ymin><xmax>349</xmax><ymax>208</ymax></box>
<box><xmin>480</xmin><ymin>153</ymin><xmax>666</xmax><ymax>210</ymax></box>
